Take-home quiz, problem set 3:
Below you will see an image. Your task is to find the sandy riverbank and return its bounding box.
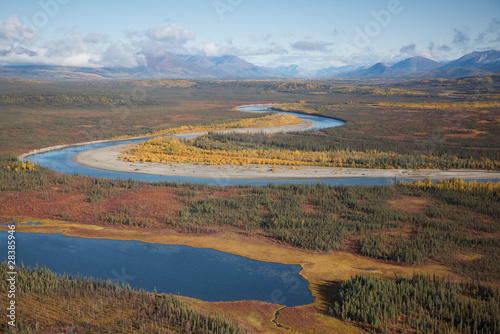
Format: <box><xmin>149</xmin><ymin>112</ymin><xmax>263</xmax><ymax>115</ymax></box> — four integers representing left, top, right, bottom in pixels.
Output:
<box><xmin>21</xmin><ymin>103</ymin><xmax>500</xmax><ymax>181</ymax></box>
<box><xmin>73</xmin><ymin>142</ymin><xmax>500</xmax><ymax>181</ymax></box>
<box><xmin>17</xmin><ymin>104</ymin><xmax>308</xmax><ymax>161</ymax></box>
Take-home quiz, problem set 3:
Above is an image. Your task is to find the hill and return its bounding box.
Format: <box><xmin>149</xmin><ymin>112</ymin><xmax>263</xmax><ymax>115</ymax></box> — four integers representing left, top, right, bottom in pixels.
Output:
<box><xmin>1</xmin><ymin>50</ymin><xmax>499</xmax><ymax>81</ymax></box>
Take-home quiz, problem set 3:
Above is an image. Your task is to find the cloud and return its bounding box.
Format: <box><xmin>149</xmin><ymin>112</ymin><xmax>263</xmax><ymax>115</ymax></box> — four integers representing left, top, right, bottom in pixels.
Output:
<box><xmin>427</xmin><ymin>41</ymin><xmax>435</xmax><ymax>52</ymax></box>
<box><xmin>452</xmin><ymin>29</ymin><xmax>470</xmax><ymax>50</ymax></box>
<box><xmin>0</xmin><ymin>15</ymin><xmax>37</xmax><ymax>44</ymax></box>
<box><xmin>126</xmin><ymin>23</ymin><xmax>197</xmax><ymax>58</ymax></box>
<box><xmin>476</xmin><ymin>18</ymin><xmax>500</xmax><ymax>44</ymax></box>
<box><xmin>486</xmin><ymin>18</ymin><xmax>500</xmax><ymax>42</ymax></box>
<box><xmin>100</xmin><ymin>44</ymin><xmax>139</xmax><ymax>67</ymax></box>
<box><xmin>147</xmin><ymin>24</ymin><xmax>195</xmax><ymax>42</ymax></box>
<box><xmin>43</xmin><ymin>32</ymin><xmax>88</xmax><ymax>58</ymax></box>
<box><xmin>437</xmin><ymin>44</ymin><xmax>452</xmax><ymax>52</ymax></box>
<box><xmin>187</xmin><ymin>40</ymin><xmax>287</xmax><ymax>59</ymax></box>
<box><xmin>191</xmin><ymin>42</ymin><xmax>222</xmax><ymax>56</ymax></box>
<box><xmin>25</xmin><ymin>31</ymin><xmax>101</xmax><ymax>67</ymax></box>
<box><xmin>291</xmin><ymin>40</ymin><xmax>332</xmax><ymax>52</ymax></box>
<box><xmin>399</xmin><ymin>43</ymin><xmax>416</xmax><ymax>55</ymax></box>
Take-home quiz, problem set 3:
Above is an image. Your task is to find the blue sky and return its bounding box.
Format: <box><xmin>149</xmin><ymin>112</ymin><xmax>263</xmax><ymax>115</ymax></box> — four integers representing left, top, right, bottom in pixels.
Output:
<box><xmin>0</xmin><ymin>0</ymin><xmax>499</xmax><ymax>70</ymax></box>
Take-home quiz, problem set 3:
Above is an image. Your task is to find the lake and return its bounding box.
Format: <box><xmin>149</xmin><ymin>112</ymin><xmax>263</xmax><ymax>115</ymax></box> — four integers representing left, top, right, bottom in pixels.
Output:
<box><xmin>0</xmin><ymin>230</ymin><xmax>315</xmax><ymax>307</ymax></box>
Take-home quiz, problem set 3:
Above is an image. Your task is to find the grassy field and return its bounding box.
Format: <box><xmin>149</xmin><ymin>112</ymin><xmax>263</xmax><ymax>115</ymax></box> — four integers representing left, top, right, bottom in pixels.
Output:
<box><xmin>1</xmin><ymin>76</ymin><xmax>499</xmax><ymax>333</ymax></box>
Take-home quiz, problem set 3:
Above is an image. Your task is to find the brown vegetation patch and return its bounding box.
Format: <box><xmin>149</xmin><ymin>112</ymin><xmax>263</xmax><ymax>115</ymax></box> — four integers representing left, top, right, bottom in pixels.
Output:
<box><xmin>384</xmin><ymin>224</ymin><xmax>414</xmax><ymax>239</ymax></box>
<box><xmin>188</xmin><ymin>300</ymin><xmax>281</xmax><ymax>333</ymax></box>
<box><xmin>455</xmin><ymin>253</ymin><xmax>484</xmax><ymax>261</ymax></box>
<box><xmin>279</xmin><ymin>304</ymin><xmax>365</xmax><ymax>334</ymax></box>
<box><xmin>446</xmin><ymin>132</ymin><xmax>486</xmax><ymax>139</ymax></box>
<box><xmin>388</xmin><ymin>196</ymin><xmax>434</xmax><ymax>214</ymax></box>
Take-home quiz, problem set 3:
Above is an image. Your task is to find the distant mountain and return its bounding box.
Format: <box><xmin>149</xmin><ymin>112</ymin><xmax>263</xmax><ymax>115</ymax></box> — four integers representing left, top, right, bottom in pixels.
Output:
<box><xmin>1</xmin><ymin>50</ymin><xmax>499</xmax><ymax>81</ymax></box>
<box><xmin>340</xmin><ymin>62</ymin><xmax>402</xmax><ymax>78</ymax></box>
<box><xmin>314</xmin><ymin>65</ymin><xmax>364</xmax><ymax>77</ymax></box>
<box><xmin>443</xmin><ymin>50</ymin><xmax>500</xmax><ymax>72</ymax></box>
<box><xmin>0</xmin><ymin>53</ymin><xmax>278</xmax><ymax>81</ymax></box>
<box><xmin>143</xmin><ymin>52</ymin><xmax>215</xmax><ymax>78</ymax></box>
<box><xmin>337</xmin><ymin>51</ymin><xmax>500</xmax><ymax>79</ymax></box>
<box><xmin>0</xmin><ymin>65</ymin><xmax>134</xmax><ymax>81</ymax></box>
<box><xmin>417</xmin><ymin>66</ymin><xmax>493</xmax><ymax>79</ymax></box>
<box><xmin>177</xmin><ymin>54</ymin><xmax>276</xmax><ymax>78</ymax></box>
<box><xmin>390</xmin><ymin>56</ymin><xmax>441</xmax><ymax>73</ymax></box>
<box><xmin>0</xmin><ymin>46</ymin><xmax>38</xmax><ymax>58</ymax></box>
<box><xmin>207</xmin><ymin>55</ymin><xmax>275</xmax><ymax>78</ymax></box>
<box><xmin>270</xmin><ymin>64</ymin><xmax>312</xmax><ymax>78</ymax></box>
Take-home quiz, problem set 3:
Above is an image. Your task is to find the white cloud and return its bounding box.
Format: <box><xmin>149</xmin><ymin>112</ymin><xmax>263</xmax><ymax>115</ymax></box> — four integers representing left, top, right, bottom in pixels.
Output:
<box><xmin>100</xmin><ymin>44</ymin><xmax>139</xmax><ymax>68</ymax></box>
<box><xmin>1</xmin><ymin>31</ymin><xmax>101</xmax><ymax>67</ymax></box>
<box><xmin>43</xmin><ymin>32</ymin><xmax>88</xmax><ymax>58</ymax></box>
<box><xmin>147</xmin><ymin>24</ymin><xmax>195</xmax><ymax>42</ymax></box>
<box><xmin>0</xmin><ymin>15</ymin><xmax>37</xmax><ymax>44</ymax></box>
<box><xmin>191</xmin><ymin>42</ymin><xmax>222</xmax><ymax>56</ymax></box>
<box><xmin>124</xmin><ymin>23</ymin><xmax>198</xmax><ymax>58</ymax></box>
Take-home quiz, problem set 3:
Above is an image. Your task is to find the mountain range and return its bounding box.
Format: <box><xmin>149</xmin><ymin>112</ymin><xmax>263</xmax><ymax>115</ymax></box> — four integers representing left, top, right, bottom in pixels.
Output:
<box><xmin>338</xmin><ymin>50</ymin><xmax>500</xmax><ymax>79</ymax></box>
<box><xmin>0</xmin><ymin>50</ymin><xmax>499</xmax><ymax>81</ymax></box>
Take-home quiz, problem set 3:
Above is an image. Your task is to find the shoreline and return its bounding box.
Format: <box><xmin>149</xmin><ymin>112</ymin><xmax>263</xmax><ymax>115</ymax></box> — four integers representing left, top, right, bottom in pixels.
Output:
<box><xmin>19</xmin><ymin>103</ymin><xmax>500</xmax><ymax>181</ymax></box>
<box><xmin>72</xmin><ymin>144</ymin><xmax>500</xmax><ymax>180</ymax></box>
<box><xmin>16</xmin><ymin>103</ymin><xmax>304</xmax><ymax>161</ymax></box>
<box><xmin>1</xmin><ymin>218</ymin><xmax>464</xmax><ymax>294</ymax></box>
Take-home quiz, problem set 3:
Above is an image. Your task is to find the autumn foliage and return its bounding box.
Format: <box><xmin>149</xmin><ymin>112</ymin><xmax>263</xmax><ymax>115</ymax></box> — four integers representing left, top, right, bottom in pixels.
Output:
<box><xmin>113</xmin><ymin>113</ymin><xmax>302</xmax><ymax>140</ymax></box>
<box><xmin>120</xmin><ymin>135</ymin><xmax>500</xmax><ymax>170</ymax></box>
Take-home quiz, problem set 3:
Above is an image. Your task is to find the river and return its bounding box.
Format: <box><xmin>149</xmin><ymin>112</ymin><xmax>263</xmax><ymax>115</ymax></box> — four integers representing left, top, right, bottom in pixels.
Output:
<box><xmin>23</xmin><ymin>105</ymin><xmax>404</xmax><ymax>186</ymax></box>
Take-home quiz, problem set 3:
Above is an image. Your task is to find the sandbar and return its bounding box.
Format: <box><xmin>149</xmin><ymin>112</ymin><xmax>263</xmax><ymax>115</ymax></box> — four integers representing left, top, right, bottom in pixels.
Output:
<box><xmin>72</xmin><ymin>142</ymin><xmax>500</xmax><ymax>181</ymax></box>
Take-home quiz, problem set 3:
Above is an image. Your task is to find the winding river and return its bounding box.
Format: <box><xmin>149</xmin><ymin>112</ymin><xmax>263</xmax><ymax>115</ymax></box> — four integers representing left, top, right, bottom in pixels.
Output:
<box><xmin>9</xmin><ymin>105</ymin><xmax>499</xmax><ymax>307</ymax></box>
<box><xmin>23</xmin><ymin>105</ymin><xmax>404</xmax><ymax>186</ymax></box>
<box><xmin>22</xmin><ymin>105</ymin><xmax>499</xmax><ymax>185</ymax></box>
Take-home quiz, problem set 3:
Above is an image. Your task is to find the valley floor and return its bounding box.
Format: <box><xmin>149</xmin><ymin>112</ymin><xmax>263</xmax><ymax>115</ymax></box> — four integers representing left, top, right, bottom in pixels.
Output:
<box><xmin>73</xmin><ymin>142</ymin><xmax>500</xmax><ymax>180</ymax></box>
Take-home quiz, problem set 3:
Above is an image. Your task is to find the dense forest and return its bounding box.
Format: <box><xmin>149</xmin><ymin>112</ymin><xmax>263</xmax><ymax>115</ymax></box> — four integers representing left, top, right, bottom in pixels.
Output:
<box><xmin>2</xmin><ymin>156</ymin><xmax>499</xmax><ymax>283</ymax></box>
<box><xmin>0</xmin><ymin>263</ymin><xmax>247</xmax><ymax>333</ymax></box>
<box><xmin>334</xmin><ymin>273</ymin><xmax>499</xmax><ymax>333</ymax></box>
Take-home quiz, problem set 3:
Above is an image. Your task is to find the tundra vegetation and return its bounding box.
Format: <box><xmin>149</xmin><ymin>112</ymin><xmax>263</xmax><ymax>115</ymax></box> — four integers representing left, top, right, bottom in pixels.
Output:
<box><xmin>0</xmin><ymin>76</ymin><xmax>499</xmax><ymax>333</ymax></box>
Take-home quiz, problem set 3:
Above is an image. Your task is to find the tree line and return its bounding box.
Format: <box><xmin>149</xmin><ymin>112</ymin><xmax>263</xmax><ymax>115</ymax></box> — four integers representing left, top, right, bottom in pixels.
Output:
<box><xmin>0</xmin><ymin>262</ymin><xmax>247</xmax><ymax>334</ymax></box>
<box><xmin>334</xmin><ymin>273</ymin><xmax>500</xmax><ymax>333</ymax></box>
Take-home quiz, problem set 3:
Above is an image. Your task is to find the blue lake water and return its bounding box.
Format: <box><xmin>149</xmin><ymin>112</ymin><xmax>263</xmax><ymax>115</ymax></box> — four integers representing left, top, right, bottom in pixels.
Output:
<box><xmin>0</xmin><ymin>231</ymin><xmax>315</xmax><ymax>307</ymax></box>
